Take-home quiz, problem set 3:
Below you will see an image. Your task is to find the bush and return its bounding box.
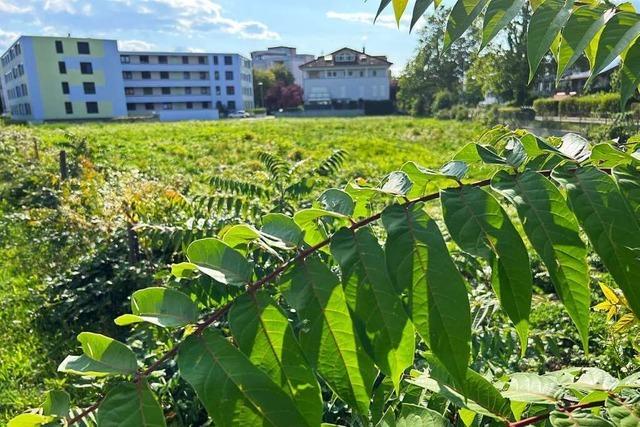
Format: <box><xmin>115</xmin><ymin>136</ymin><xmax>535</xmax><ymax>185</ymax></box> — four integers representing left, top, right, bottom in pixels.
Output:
<box><xmin>533</xmin><ymin>98</ymin><xmax>559</xmax><ymax>116</ymax></box>
<box><xmin>534</xmin><ymin>93</ymin><xmax>621</xmax><ymax>117</ymax></box>
<box><xmin>431</xmin><ymin>89</ymin><xmax>456</xmax><ymax>112</ymax></box>
<box><xmin>363</xmin><ymin>100</ymin><xmax>394</xmax><ymax>115</ymax></box>
<box><xmin>251</xmin><ymin>108</ymin><xmax>267</xmax><ymax>115</ymax></box>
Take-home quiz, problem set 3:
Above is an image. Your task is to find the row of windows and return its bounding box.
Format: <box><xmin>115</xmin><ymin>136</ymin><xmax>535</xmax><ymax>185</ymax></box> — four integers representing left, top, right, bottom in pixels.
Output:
<box><xmin>6</xmin><ymin>83</ymin><xmax>28</xmax><ymax>99</ymax></box>
<box><xmin>123</xmin><ymin>85</ymin><xmax>239</xmax><ymax>96</ymax></box>
<box><xmin>1</xmin><ymin>42</ymin><xmax>22</xmax><ymax>67</ymax></box>
<box><xmin>242</xmin><ymin>87</ymin><xmax>253</xmax><ymax>97</ymax></box>
<box><xmin>55</xmin><ymin>40</ymin><xmax>91</xmax><ymax>55</ymax></box>
<box><xmin>10</xmin><ymin>102</ymin><xmax>31</xmax><ymax>116</ymax></box>
<box><xmin>60</xmin><ymin>81</ymin><xmax>96</xmax><ymax>95</ymax></box>
<box><xmin>127</xmin><ymin>101</ymin><xmax>213</xmax><ymax>111</ymax></box>
<box><xmin>122</xmin><ymin>70</ymin><xmax>235</xmax><ymax>81</ymax></box>
<box><xmin>307</xmin><ymin>69</ymin><xmax>383</xmax><ymax>79</ymax></box>
<box><xmin>64</xmin><ymin>102</ymin><xmax>99</xmax><ymax>114</ymax></box>
<box><xmin>58</xmin><ymin>61</ymin><xmax>93</xmax><ymax>75</ymax></box>
<box><xmin>4</xmin><ymin>63</ymin><xmax>25</xmax><ymax>84</ymax></box>
<box><xmin>120</xmin><ymin>54</ymin><xmax>234</xmax><ymax>66</ymax></box>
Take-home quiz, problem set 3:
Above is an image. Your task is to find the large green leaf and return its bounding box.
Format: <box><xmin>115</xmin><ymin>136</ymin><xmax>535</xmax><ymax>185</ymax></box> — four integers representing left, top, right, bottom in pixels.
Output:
<box><xmin>400</xmin><ymin>161</ymin><xmax>460</xmax><ymax>198</ymax></box>
<box><xmin>393</xmin><ymin>0</ymin><xmax>409</xmax><ymax>25</ymax></box>
<box><xmin>186</xmin><ymin>238</ymin><xmax>253</xmax><ymax>286</ymax></box>
<box><xmin>503</xmin><ymin>373</ymin><xmax>560</xmax><ymax>403</ymax></box>
<box><xmin>620</xmin><ymin>37</ymin><xmax>640</xmax><ymax>109</ymax></box>
<box><xmin>445</xmin><ymin>0</ymin><xmax>490</xmax><ymax>49</ymax></box>
<box><xmin>229</xmin><ymin>291</ymin><xmax>323</xmax><ymax>426</ymax></box>
<box><xmin>280</xmin><ymin>257</ymin><xmax>376</xmax><ymax>414</ymax></box>
<box><xmin>375</xmin><ymin>0</ymin><xmax>392</xmax><ymax>22</ymax></box>
<box><xmin>293</xmin><ymin>208</ymin><xmax>347</xmax><ymax>249</ymax></box>
<box><xmin>527</xmin><ymin>0</ymin><xmax>575</xmax><ymax>81</ymax></box>
<box><xmin>411</xmin><ymin>0</ymin><xmax>434</xmax><ymax>31</ymax></box>
<box><xmin>607</xmin><ymin>399</ymin><xmax>640</xmax><ymax>426</ymax></box>
<box><xmin>491</xmin><ymin>170</ymin><xmax>590</xmax><ymax>350</ymax></box>
<box><xmin>7</xmin><ymin>414</ymin><xmax>54</xmax><ymax>427</ymax></box>
<box><xmin>96</xmin><ymin>381</ymin><xmax>166</xmax><ymax>427</ymax></box>
<box><xmin>549</xmin><ymin>410</ymin><xmax>614</xmax><ymax>426</ymax></box>
<box><xmin>397</xmin><ymin>404</ymin><xmax>450</xmax><ymax>427</ymax></box>
<box><xmin>58</xmin><ymin>333</ymin><xmax>137</xmax><ymax>377</ymax></box>
<box><xmin>261</xmin><ymin>213</ymin><xmax>303</xmax><ymax>249</ymax></box>
<box><xmin>42</xmin><ymin>390</ymin><xmax>70</xmax><ymax>418</ymax></box>
<box><xmin>454</xmin><ymin>143</ymin><xmax>506</xmax><ymax>165</ymax></box>
<box><xmin>482</xmin><ymin>0</ymin><xmax>526</xmax><ymax>49</ymax></box>
<box><xmin>552</xmin><ymin>165</ymin><xmax>640</xmax><ymax>319</ymax></box>
<box><xmin>557</xmin><ymin>5</ymin><xmax>609</xmax><ymax>80</ymax></box>
<box><xmin>115</xmin><ymin>287</ymin><xmax>199</xmax><ymax>328</ymax></box>
<box><xmin>318</xmin><ymin>188</ymin><xmax>355</xmax><ymax>216</ymax></box>
<box><xmin>592</xmin><ymin>12</ymin><xmax>640</xmax><ymax>78</ymax></box>
<box><xmin>178</xmin><ymin>329</ymin><xmax>311</xmax><ymax>427</ymax></box>
<box><xmin>441</xmin><ymin>186</ymin><xmax>532</xmax><ymax>352</ymax></box>
<box><xmin>331</xmin><ymin>227</ymin><xmax>416</xmax><ymax>390</ymax></box>
<box><xmin>591</xmin><ymin>144</ymin><xmax>637</xmax><ymax>168</ymax></box>
<box><xmin>613</xmin><ymin>164</ymin><xmax>640</xmax><ymax>217</ymax></box>
<box><xmin>382</xmin><ymin>203</ymin><xmax>471</xmax><ymax>384</ymax></box>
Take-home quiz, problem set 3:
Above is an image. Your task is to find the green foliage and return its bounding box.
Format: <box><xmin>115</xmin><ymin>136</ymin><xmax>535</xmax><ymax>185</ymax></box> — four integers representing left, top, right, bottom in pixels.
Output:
<box><xmin>534</xmin><ymin>93</ymin><xmax>624</xmax><ymax>117</ymax></box>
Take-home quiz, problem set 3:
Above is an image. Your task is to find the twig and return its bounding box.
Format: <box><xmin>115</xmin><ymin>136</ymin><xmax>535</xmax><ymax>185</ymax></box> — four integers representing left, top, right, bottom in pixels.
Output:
<box><xmin>508</xmin><ymin>400</ymin><xmax>606</xmax><ymax>427</ymax></box>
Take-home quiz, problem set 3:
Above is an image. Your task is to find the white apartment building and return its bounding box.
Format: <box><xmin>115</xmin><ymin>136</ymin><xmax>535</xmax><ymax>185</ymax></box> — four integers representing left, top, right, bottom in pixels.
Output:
<box><xmin>251</xmin><ymin>46</ymin><xmax>314</xmax><ymax>86</ymax></box>
<box><xmin>300</xmin><ymin>48</ymin><xmax>392</xmax><ymax>106</ymax></box>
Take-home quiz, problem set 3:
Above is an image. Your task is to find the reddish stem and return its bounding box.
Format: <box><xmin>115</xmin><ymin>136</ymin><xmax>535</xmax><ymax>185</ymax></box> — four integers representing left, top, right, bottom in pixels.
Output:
<box><xmin>508</xmin><ymin>401</ymin><xmax>606</xmax><ymax>427</ymax></box>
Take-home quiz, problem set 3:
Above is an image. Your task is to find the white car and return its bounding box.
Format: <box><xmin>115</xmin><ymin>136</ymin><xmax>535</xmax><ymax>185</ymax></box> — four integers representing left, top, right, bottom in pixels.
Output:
<box><xmin>228</xmin><ymin>110</ymin><xmax>251</xmax><ymax>119</ymax></box>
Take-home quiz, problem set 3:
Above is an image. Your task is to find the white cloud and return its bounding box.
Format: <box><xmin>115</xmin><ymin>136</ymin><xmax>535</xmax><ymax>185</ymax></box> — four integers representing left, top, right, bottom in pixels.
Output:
<box><xmin>326</xmin><ymin>10</ymin><xmax>412</xmax><ymax>30</ymax></box>
<box><xmin>118</xmin><ymin>39</ymin><xmax>156</xmax><ymax>51</ymax></box>
<box><xmin>0</xmin><ymin>0</ymin><xmax>31</xmax><ymax>14</ymax></box>
<box><xmin>0</xmin><ymin>29</ymin><xmax>19</xmax><ymax>50</ymax></box>
<box><xmin>43</xmin><ymin>0</ymin><xmax>91</xmax><ymax>15</ymax></box>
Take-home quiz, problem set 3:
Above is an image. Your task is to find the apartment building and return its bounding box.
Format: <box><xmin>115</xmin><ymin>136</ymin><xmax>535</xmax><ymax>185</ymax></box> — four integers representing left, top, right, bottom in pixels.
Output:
<box><xmin>251</xmin><ymin>46</ymin><xmax>314</xmax><ymax>85</ymax></box>
<box><xmin>0</xmin><ymin>35</ymin><xmax>254</xmax><ymax>122</ymax></box>
<box><xmin>300</xmin><ymin>47</ymin><xmax>392</xmax><ymax>105</ymax></box>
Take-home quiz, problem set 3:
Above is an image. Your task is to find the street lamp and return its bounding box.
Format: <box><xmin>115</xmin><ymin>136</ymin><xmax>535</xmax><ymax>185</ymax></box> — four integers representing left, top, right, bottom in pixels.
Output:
<box><xmin>258</xmin><ymin>82</ymin><xmax>265</xmax><ymax>110</ymax></box>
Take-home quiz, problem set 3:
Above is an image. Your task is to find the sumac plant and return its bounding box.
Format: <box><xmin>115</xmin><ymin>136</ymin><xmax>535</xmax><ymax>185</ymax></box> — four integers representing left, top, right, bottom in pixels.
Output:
<box><xmin>10</xmin><ymin>129</ymin><xmax>640</xmax><ymax>426</ymax></box>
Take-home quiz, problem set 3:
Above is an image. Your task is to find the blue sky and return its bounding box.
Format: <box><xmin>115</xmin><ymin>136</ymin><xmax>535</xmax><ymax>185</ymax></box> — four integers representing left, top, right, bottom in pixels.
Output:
<box><xmin>0</xmin><ymin>0</ymin><xmax>423</xmax><ymax>74</ymax></box>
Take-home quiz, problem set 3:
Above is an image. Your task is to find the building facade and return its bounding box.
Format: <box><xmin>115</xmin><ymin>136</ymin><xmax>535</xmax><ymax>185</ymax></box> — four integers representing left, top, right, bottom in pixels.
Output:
<box><xmin>0</xmin><ymin>35</ymin><xmax>253</xmax><ymax>122</ymax></box>
<box><xmin>251</xmin><ymin>46</ymin><xmax>314</xmax><ymax>86</ymax></box>
<box><xmin>300</xmin><ymin>48</ymin><xmax>392</xmax><ymax>106</ymax></box>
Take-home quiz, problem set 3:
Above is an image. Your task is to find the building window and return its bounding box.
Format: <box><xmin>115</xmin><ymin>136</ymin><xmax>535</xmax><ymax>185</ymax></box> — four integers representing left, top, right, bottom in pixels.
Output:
<box><xmin>127</xmin><ymin>103</ymin><xmax>136</xmax><ymax>111</ymax></box>
<box><xmin>372</xmin><ymin>70</ymin><xmax>378</xmax><ymax>76</ymax></box>
<box><xmin>55</xmin><ymin>40</ymin><xmax>64</xmax><ymax>54</ymax></box>
<box><xmin>225</xmin><ymin>71</ymin><xmax>233</xmax><ymax>80</ymax></box>
<box><xmin>214</xmin><ymin>71</ymin><xmax>220</xmax><ymax>80</ymax></box>
<box><xmin>77</xmin><ymin>42</ymin><xmax>90</xmax><ymax>55</ymax></box>
<box><xmin>125</xmin><ymin>87</ymin><xmax>134</xmax><ymax>96</ymax></box>
<box><xmin>145</xmin><ymin>103</ymin><xmax>154</xmax><ymax>110</ymax></box>
<box><xmin>227</xmin><ymin>100</ymin><xmax>236</xmax><ymax>110</ymax></box>
<box><xmin>183</xmin><ymin>71</ymin><xmax>191</xmax><ymax>80</ymax></box>
<box><xmin>159</xmin><ymin>55</ymin><xmax>168</xmax><ymax>64</ymax></box>
<box><xmin>224</xmin><ymin>55</ymin><xmax>232</xmax><ymax>65</ymax></box>
<box><xmin>162</xmin><ymin>87</ymin><xmax>170</xmax><ymax>95</ymax></box>
<box><xmin>185</xmin><ymin>87</ymin><xmax>192</xmax><ymax>95</ymax></box>
<box><xmin>25</xmin><ymin>103</ymin><xmax>31</xmax><ymax>115</ymax></box>
<box><xmin>86</xmin><ymin>102</ymin><xmax>99</xmax><ymax>114</ymax></box>
<box><xmin>203</xmin><ymin>101</ymin><xmax>210</xmax><ymax>109</ymax></box>
<box><xmin>215</xmin><ymin>86</ymin><xmax>221</xmax><ymax>95</ymax></box>
<box><xmin>226</xmin><ymin>86</ymin><xmax>235</xmax><ymax>95</ymax></box>
<box><xmin>83</xmin><ymin>82</ymin><xmax>96</xmax><ymax>94</ymax></box>
<box><xmin>21</xmin><ymin>83</ymin><xmax>28</xmax><ymax>96</ymax></box>
<box><xmin>182</xmin><ymin>56</ymin><xmax>189</xmax><ymax>64</ymax></box>
<box><xmin>198</xmin><ymin>56</ymin><xmax>206</xmax><ymax>64</ymax></box>
<box><xmin>140</xmin><ymin>55</ymin><xmax>149</xmax><ymax>64</ymax></box>
<box><xmin>160</xmin><ymin>71</ymin><xmax>169</xmax><ymax>79</ymax></box>
<box><xmin>142</xmin><ymin>71</ymin><xmax>151</xmax><ymax>79</ymax></box>
<box><xmin>80</xmin><ymin>62</ymin><xmax>93</xmax><ymax>74</ymax></box>
<box><xmin>200</xmin><ymin>87</ymin><xmax>210</xmax><ymax>95</ymax></box>
<box><xmin>143</xmin><ymin>88</ymin><xmax>153</xmax><ymax>95</ymax></box>
<box><xmin>65</xmin><ymin>102</ymin><xmax>73</xmax><ymax>114</ymax></box>
<box><xmin>120</xmin><ymin>55</ymin><xmax>130</xmax><ymax>64</ymax></box>
<box><xmin>123</xmin><ymin>71</ymin><xmax>132</xmax><ymax>80</ymax></box>
<box><xmin>61</xmin><ymin>82</ymin><xmax>70</xmax><ymax>94</ymax></box>
<box><xmin>58</xmin><ymin>61</ymin><xmax>67</xmax><ymax>74</ymax></box>
<box><xmin>162</xmin><ymin>103</ymin><xmax>172</xmax><ymax>110</ymax></box>
<box><xmin>186</xmin><ymin>102</ymin><xmax>193</xmax><ymax>109</ymax></box>
<box><xmin>200</xmin><ymin>72</ymin><xmax>207</xmax><ymax>80</ymax></box>
<box><xmin>213</xmin><ymin>56</ymin><xmax>219</xmax><ymax>65</ymax></box>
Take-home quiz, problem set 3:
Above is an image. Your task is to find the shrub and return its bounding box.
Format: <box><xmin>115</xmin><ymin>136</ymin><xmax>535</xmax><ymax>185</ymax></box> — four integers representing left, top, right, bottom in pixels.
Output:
<box><xmin>533</xmin><ymin>98</ymin><xmax>559</xmax><ymax>116</ymax></box>
<box><xmin>534</xmin><ymin>93</ymin><xmax>621</xmax><ymax>117</ymax></box>
<box><xmin>363</xmin><ymin>100</ymin><xmax>394</xmax><ymax>115</ymax></box>
<box><xmin>431</xmin><ymin>89</ymin><xmax>456</xmax><ymax>112</ymax></box>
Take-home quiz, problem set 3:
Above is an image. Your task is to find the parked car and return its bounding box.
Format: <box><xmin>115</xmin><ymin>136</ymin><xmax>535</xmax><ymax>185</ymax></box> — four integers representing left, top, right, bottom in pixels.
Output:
<box><xmin>228</xmin><ymin>110</ymin><xmax>251</xmax><ymax>119</ymax></box>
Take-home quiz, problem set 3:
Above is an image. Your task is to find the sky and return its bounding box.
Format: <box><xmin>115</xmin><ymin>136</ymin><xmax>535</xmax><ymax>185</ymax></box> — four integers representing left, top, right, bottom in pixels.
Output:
<box><xmin>0</xmin><ymin>0</ymin><xmax>424</xmax><ymax>75</ymax></box>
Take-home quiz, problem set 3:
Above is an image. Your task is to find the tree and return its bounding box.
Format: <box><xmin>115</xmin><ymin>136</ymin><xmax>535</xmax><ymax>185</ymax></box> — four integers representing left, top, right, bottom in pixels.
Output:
<box><xmin>265</xmin><ymin>82</ymin><xmax>304</xmax><ymax>111</ymax></box>
<box><xmin>253</xmin><ymin>65</ymin><xmax>301</xmax><ymax>110</ymax></box>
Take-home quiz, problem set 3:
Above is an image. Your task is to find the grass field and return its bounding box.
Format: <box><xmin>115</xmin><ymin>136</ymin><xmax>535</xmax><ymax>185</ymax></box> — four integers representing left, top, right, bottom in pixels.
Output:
<box><xmin>0</xmin><ymin>117</ymin><xmax>486</xmax><ymax>422</ymax></box>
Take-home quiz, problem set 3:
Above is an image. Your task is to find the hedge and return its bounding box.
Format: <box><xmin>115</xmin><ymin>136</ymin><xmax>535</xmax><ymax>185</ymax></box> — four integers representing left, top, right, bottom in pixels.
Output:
<box><xmin>533</xmin><ymin>93</ymin><xmax>621</xmax><ymax>117</ymax></box>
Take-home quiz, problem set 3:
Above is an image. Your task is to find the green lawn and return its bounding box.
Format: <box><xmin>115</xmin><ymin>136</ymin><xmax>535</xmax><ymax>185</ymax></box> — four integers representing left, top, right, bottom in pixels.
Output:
<box><xmin>0</xmin><ymin>116</ymin><xmax>486</xmax><ymax>422</ymax></box>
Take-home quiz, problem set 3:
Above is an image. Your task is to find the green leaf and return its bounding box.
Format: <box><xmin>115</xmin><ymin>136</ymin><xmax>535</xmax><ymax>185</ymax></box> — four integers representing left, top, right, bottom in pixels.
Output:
<box><xmin>221</xmin><ymin>224</ymin><xmax>261</xmax><ymax>250</ymax></box>
<box><xmin>557</xmin><ymin>5</ymin><xmax>609</xmax><ymax>80</ymax></box>
<box><xmin>482</xmin><ymin>0</ymin><xmax>526</xmax><ymax>49</ymax></box>
<box><xmin>592</xmin><ymin>12</ymin><xmax>640</xmax><ymax>78</ymax></box>
<box><xmin>382</xmin><ymin>203</ymin><xmax>471</xmax><ymax>385</ymax></box>
<box><xmin>613</xmin><ymin>164</ymin><xmax>640</xmax><ymax>217</ymax></box>
<box><xmin>572</xmin><ymin>368</ymin><xmax>619</xmax><ymax>392</ymax></box>
<box><xmin>454</xmin><ymin>143</ymin><xmax>507</xmax><ymax>165</ymax></box>
<box><xmin>318</xmin><ymin>188</ymin><xmax>355</xmax><ymax>216</ymax></box>
<box><xmin>375</xmin><ymin>0</ymin><xmax>393</xmax><ymax>22</ymax></box>
<box><xmin>607</xmin><ymin>399</ymin><xmax>640</xmax><ymax>426</ymax></box>
<box><xmin>393</xmin><ymin>0</ymin><xmax>409</xmax><ymax>25</ymax></box>
<box><xmin>331</xmin><ymin>227</ymin><xmax>416</xmax><ymax>390</ymax></box>
<box><xmin>293</xmin><ymin>208</ymin><xmax>347</xmax><ymax>249</ymax></box>
<box><xmin>186</xmin><ymin>238</ymin><xmax>253</xmax><ymax>286</ymax></box>
<box><xmin>280</xmin><ymin>257</ymin><xmax>376</xmax><ymax>414</ymax></box>
<box><xmin>491</xmin><ymin>170</ymin><xmax>590</xmax><ymax>350</ymax></box>
<box><xmin>411</xmin><ymin>0</ymin><xmax>434</xmax><ymax>31</ymax></box>
<box><xmin>58</xmin><ymin>332</ymin><xmax>137</xmax><ymax>377</ymax></box>
<box><xmin>7</xmin><ymin>414</ymin><xmax>54</xmax><ymax>427</ymax></box>
<box><xmin>345</xmin><ymin>180</ymin><xmax>379</xmax><ymax>218</ymax></box>
<box><xmin>505</xmin><ymin>138</ymin><xmax>528</xmax><ymax>168</ymax></box>
<box><xmin>549</xmin><ymin>410</ymin><xmax>614</xmax><ymax>426</ymax></box>
<box><xmin>42</xmin><ymin>390</ymin><xmax>70</xmax><ymax>417</ymax></box>
<box><xmin>380</xmin><ymin>171</ymin><xmax>413</xmax><ymax>196</ymax></box>
<box><xmin>440</xmin><ymin>160</ymin><xmax>469</xmax><ymax>181</ymax></box>
<box><xmin>552</xmin><ymin>165</ymin><xmax>640</xmax><ymax>319</ymax></box>
<box><xmin>528</xmin><ymin>0</ymin><xmax>575</xmax><ymax>82</ymax></box>
<box><xmin>178</xmin><ymin>329</ymin><xmax>312</xmax><ymax>427</ymax></box>
<box><xmin>441</xmin><ymin>186</ymin><xmax>532</xmax><ymax>352</ymax></box>
<box><xmin>620</xmin><ymin>37</ymin><xmax>640</xmax><ymax>109</ymax></box>
<box><xmin>559</xmin><ymin>133</ymin><xmax>592</xmax><ymax>163</ymax></box>
<box><xmin>229</xmin><ymin>291</ymin><xmax>323</xmax><ymax>426</ymax></box>
<box><xmin>591</xmin><ymin>144</ymin><xmax>636</xmax><ymax>167</ymax></box>
<box><xmin>261</xmin><ymin>213</ymin><xmax>303</xmax><ymax>249</ymax></box>
<box><xmin>503</xmin><ymin>373</ymin><xmax>561</xmax><ymax>403</ymax></box>
<box><xmin>114</xmin><ymin>287</ymin><xmax>199</xmax><ymax>328</ymax></box>
<box><xmin>445</xmin><ymin>0</ymin><xmax>490</xmax><ymax>50</ymax></box>
<box><xmin>171</xmin><ymin>262</ymin><xmax>199</xmax><ymax>279</ymax></box>
<box><xmin>96</xmin><ymin>381</ymin><xmax>166</xmax><ymax>427</ymax></box>
<box><xmin>400</xmin><ymin>161</ymin><xmax>453</xmax><ymax>198</ymax></box>
<box><xmin>397</xmin><ymin>404</ymin><xmax>450</xmax><ymax>426</ymax></box>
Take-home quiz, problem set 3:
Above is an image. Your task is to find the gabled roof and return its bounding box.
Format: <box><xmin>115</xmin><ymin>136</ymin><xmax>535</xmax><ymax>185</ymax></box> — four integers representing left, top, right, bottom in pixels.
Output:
<box><xmin>300</xmin><ymin>47</ymin><xmax>392</xmax><ymax>69</ymax></box>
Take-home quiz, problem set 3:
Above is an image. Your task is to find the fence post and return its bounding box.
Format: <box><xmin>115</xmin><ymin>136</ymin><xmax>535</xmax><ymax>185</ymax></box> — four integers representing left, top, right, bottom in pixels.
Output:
<box><xmin>59</xmin><ymin>150</ymin><xmax>68</xmax><ymax>181</ymax></box>
<box><xmin>127</xmin><ymin>223</ymin><xmax>140</xmax><ymax>264</ymax></box>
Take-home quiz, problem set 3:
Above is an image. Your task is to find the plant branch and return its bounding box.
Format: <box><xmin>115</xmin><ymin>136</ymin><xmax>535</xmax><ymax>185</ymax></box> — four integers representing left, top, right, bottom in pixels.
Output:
<box><xmin>507</xmin><ymin>400</ymin><xmax>606</xmax><ymax>427</ymax></box>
